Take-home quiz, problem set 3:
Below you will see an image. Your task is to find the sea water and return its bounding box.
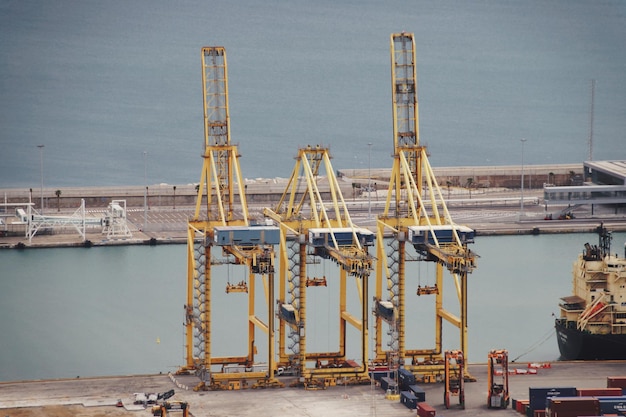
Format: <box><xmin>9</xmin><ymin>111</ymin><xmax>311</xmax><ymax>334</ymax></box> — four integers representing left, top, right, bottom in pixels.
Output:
<box><xmin>1</xmin><ymin>232</ymin><xmax>625</xmax><ymax>382</ymax></box>
<box><xmin>1</xmin><ymin>0</ymin><xmax>625</xmax><ymax>189</ymax></box>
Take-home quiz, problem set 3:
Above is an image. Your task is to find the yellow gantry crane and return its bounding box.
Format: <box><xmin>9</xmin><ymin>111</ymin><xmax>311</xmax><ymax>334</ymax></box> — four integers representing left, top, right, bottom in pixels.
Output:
<box><xmin>373</xmin><ymin>33</ymin><xmax>477</xmax><ymax>380</ymax></box>
<box><xmin>263</xmin><ymin>145</ymin><xmax>374</xmax><ymax>387</ymax></box>
<box><xmin>181</xmin><ymin>47</ymin><xmax>281</xmax><ymax>389</ymax></box>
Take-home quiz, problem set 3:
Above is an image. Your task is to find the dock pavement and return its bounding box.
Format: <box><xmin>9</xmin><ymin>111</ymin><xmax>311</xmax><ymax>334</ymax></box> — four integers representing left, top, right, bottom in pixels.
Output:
<box><xmin>2</xmin><ymin>361</ymin><xmax>626</xmax><ymax>416</ymax></box>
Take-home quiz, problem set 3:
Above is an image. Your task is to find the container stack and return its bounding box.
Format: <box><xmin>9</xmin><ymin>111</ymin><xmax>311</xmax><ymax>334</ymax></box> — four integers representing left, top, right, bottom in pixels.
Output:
<box><xmin>509</xmin><ymin>378</ymin><xmax>626</xmax><ymax>416</ymax></box>
<box><xmin>375</xmin><ymin>369</ymin><xmax>435</xmax><ymax>413</ymax></box>
<box><xmin>528</xmin><ymin>387</ymin><xmax>578</xmax><ymax>416</ymax></box>
<box><xmin>545</xmin><ymin>396</ymin><xmax>599</xmax><ymax>416</ymax></box>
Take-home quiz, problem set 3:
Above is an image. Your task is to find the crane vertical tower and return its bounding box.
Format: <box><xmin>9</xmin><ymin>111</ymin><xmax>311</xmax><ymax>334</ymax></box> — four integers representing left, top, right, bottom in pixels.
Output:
<box><xmin>182</xmin><ymin>47</ymin><xmax>281</xmax><ymax>389</ymax></box>
<box><xmin>373</xmin><ymin>33</ymin><xmax>477</xmax><ymax>380</ymax></box>
<box><xmin>264</xmin><ymin>145</ymin><xmax>373</xmax><ymax>387</ymax></box>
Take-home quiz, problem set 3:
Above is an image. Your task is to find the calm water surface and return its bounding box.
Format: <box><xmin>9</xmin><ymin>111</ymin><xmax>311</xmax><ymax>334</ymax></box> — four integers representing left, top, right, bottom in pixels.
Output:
<box><xmin>1</xmin><ymin>0</ymin><xmax>625</xmax><ymax>188</ymax></box>
<box><xmin>1</xmin><ymin>232</ymin><xmax>624</xmax><ymax>382</ymax></box>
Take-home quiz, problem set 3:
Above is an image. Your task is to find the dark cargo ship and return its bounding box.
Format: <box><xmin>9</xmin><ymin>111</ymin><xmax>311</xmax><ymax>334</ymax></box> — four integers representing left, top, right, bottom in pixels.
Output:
<box><xmin>555</xmin><ymin>224</ymin><xmax>626</xmax><ymax>360</ymax></box>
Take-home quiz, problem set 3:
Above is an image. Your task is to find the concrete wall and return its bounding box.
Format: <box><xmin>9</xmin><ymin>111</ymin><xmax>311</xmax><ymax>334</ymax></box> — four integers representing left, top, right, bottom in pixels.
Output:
<box><xmin>1</xmin><ymin>163</ymin><xmax>583</xmax><ymax>211</ymax></box>
<box><xmin>339</xmin><ymin>163</ymin><xmax>583</xmax><ymax>189</ymax></box>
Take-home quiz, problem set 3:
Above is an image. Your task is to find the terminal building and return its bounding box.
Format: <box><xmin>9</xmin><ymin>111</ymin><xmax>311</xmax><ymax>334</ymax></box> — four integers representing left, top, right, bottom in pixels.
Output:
<box><xmin>543</xmin><ymin>160</ymin><xmax>626</xmax><ymax>214</ymax></box>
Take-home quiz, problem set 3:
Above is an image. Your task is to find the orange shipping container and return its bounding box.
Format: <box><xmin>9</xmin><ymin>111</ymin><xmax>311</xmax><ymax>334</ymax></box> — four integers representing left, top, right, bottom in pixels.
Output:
<box><xmin>577</xmin><ymin>387</ymin><xmax>623</xmax><ymax>396</ymax></box>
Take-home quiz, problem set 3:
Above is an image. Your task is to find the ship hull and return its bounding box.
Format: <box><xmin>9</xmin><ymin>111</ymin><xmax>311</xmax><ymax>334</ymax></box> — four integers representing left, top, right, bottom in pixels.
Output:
<box><xmin>555</xmin><ymin>320</ymin><xmax>626</xmax><ymax>361</ymax></box>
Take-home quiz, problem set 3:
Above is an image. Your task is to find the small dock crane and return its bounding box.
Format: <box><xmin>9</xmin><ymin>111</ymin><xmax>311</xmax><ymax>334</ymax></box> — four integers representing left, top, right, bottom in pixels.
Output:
<box><xmin>487</xmin><ymin>349</ymin><xmax>509</xmax><ymax>409</ymax></box>
<box><xmin>443</xmin><ymin>350</ymin><xmax>465</xmax><ymax>409</ymax></box>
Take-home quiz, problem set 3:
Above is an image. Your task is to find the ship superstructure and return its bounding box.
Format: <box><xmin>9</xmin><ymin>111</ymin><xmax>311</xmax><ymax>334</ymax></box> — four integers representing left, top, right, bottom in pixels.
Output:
<box><xmin>556</xmin><ymin>224</ymin><xmax>626</xmax><ymax>360</ymax></box>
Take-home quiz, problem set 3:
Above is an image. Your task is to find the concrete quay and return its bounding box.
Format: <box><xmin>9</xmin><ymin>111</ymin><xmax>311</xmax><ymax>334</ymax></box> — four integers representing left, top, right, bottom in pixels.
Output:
<box><xmin>2</xmin><ymin>165</ymin><xmax>626</xmax><ymax>249</ymax></box>
<box><xmin>2</xmin><ymin>361</ymin><xmax>626</xmax><ymax>416</ymax></box>
<box><xmin>2</xmin><ymin>185</ymin><xmax>626</xmax><ymax>250</ymax></box>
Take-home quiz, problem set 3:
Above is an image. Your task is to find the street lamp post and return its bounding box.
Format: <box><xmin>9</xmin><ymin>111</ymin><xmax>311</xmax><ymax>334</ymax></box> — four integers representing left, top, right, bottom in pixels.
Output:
<box><xmin>520</xmin><ymin>138</ymin><xmax>527</xmax><ymax>217</ymax></box>
<box><xmin>368</xmin><ymin>142</ymin><xmax>372</xmax><ymax>219</ymax></box>
<box><xmin>143</xmin><ymin>151</ymin><xmax>148</xmax><ymax>230</ymax></box>
<box><xmin>37</xmin><ymin>144</ymin><xmax>44</xmax><ymax>213</ymax></box>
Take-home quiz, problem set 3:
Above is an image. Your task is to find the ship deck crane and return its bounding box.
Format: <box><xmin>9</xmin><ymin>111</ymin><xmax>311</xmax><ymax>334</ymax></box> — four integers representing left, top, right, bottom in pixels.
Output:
<box><xmin>263</xmin><ymin>145</ymin><xmax>374</xmax><ymax>387</ymax></box>
<box><xmin>373</xmin><ymin>33</ymin><xmax>477</xmax><ymax>381</ymax></box>
<box><xmin>181</xmin><ymin>46</ymin><xmax>281</xmax><ymax>390</ymax></box>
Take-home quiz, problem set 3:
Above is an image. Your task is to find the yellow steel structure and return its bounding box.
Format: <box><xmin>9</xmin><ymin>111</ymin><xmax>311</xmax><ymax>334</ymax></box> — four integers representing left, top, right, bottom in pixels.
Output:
<box><xmin>263</xmin><ymin>145</ymin><xmax>373</xmax><ymax>386</ymax></box>
<box><xmin>182</xmin><ymin>47</ymin><xmax>280</xmax><ymax>389</ymax></box>
<box><xmin>373</xmin><ymin>33</ymin><xmax>477</xmax><ymax>379</ymax></box>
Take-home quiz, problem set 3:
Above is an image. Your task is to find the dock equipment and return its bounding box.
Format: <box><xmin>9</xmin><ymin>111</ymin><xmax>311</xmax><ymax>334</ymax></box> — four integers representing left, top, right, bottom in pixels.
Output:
<box><xmin>102</xmin><ymin>200</ymin><xmax>132</xmax><ymax>238</ymax></box>
<box><xmin>487</xmin><ymin>349</ymin><xmax>510</xmax><ymax>409</ymax></box>
<box><xmin>263</xmin><ymin>145</ymin><xmax>374</xmax><ymax>386</ymax></box>
<box><xmin>151</xmin><ymin>401</ymin><xmax>189</xmax><ymax>417</ymax></box>
<box><xmin>372</xmin><ymin>32</ymin><xmax>477</xmax><ymax>381</ymax></box>
<box><xmin>443</xmin><ymin>350</ymin><xmax>465</xmax><ymax>409</ymax></box>
<box><xmin>24</xmin><ymin>199</ymin><xmax>106</xmax><ymax>242</ymax></box>
<box><xmin>181</xmin><ymin>47</ymin><xmax>281</xmax><ymax>390</ymax></box>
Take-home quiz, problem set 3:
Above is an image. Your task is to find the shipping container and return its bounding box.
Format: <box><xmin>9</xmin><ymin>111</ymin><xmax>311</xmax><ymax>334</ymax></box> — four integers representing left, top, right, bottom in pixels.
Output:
<box><xmin>577</xmin><ymin>387</ymin><xmax>623</xmax><ymax>397</ymax></box>
<box><xmin>398</xmin><ymin>368</ymin><xmax>416</xmax><ymax>390</ymax></box>
<box><xmin>533</xmin><ymin>410</ymin><xmax>546</xmax><ymax>417</ymax></box>
<box><xmin>417</xmin><ymin>402</ymin><xmax>436</xmax><ymax>417</ymax></box>
<box><xmin>546</xmin><ymin>396</ymin><xmax>599</xmax><ymax>417</ymax></box>
<box><xmin>528</xmin><ymin>387</ymin><xmax>577</xmax><ymax>413</ymax></box>
<box><xmin>369</xmin><ymin>370</ymin><xmax>390</xmax><ymax>382</ymax></box>
<box><xmin>597</xmin><ymin>396</ymin><xmax>626</xmax><ymax>415</ymax></box>
<box><xmin>515</xmin><ymin>399</ymin><xmax>528</xmax><ymax>413</ymax></box>
<box><xmin>380</xmin><ymin>376</ymin><xmax>397</xmax><ymax>392</ymax></box>
<box><xmin>608</xmin><ymin>377</ymin><xmax>626</xmax><ymax>393</ymax></box>
<box><xmin>400</xmin><ymin>391</ymin><xmax>418</xmax><ymax>409</ymax></box>
<box><xmin>408</xmin><ymin>384</ymin><xmax>426</xmax><ymax>402</ymax></box>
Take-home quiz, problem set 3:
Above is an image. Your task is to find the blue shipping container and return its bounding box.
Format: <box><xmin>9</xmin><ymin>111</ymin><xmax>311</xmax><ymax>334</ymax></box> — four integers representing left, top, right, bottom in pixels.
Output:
<box><xmin>597</xmin><ymin>396</ymin><xmax>626</xmax><ymax>414</ymax></box>
<box><xmin>398</xmin><ymin>368</ymin><xmax>416</xmax><ymax>390</ymax></box>
<box><xmin>408</xmin><ymin>384</ymin><xmax>426</xmax><ymax>402</ymax></box>
<box><xmin>381</xmin><ymin>376</ymin><xmax>397</xmax><ymax>392</ymax></box>
<box><xmin>369</xmin><ymin>370</ymin><xmax>390</xmax><ymax>382</ymax></box>
<box><xmin>401</xmin><ymin>391</ymin><xmax>418</xmax><ymax>409</ymax></box>
<box><xmin>528</xmin><ymin>387</ymin><xmax>577</xmax><ymax>412</ymax></box>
